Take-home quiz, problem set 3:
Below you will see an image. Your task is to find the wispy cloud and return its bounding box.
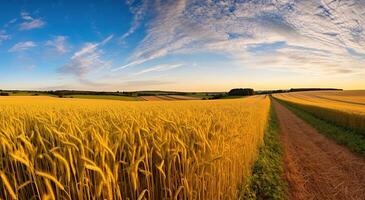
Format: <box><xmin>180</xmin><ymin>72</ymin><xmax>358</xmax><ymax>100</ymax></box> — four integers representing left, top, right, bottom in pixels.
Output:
<box><xmin>134</xmin><ymin>63</ymin><xmax>183</xmax><ymax>75</ymax></box>
<box><xmin>19</xmin><ymin>11</ymin><xmax>45</xmax><ymax>30</ymax></box>
<box><xmin>9</xmin><ymin>41</ymin><xmax>36</xmax><ymax>52</ymax></box>
<box><xmin>60</xmin><ymin>35</ymin><xmax>113</xmax><ymax>77</ymax></box>
<box><xmin>119</xmin><ymin>0</ymin><xmax>148</xmax><ymax>41</ymax></box>
<box><xmin>3</xmin><ymin>18</ymin><xmax>17</xmax><ymax>28</ymax></box>
<box><xmin>0</xmin><ymin>30</ymin><xmax>10</xmax><ymax>43</ymax></box>
<box><xmin>46</xmin><ymin>36</ymin><xmax>68</xmax><ymax>54</ymax></box>
<box><xmin>116</xmin><ymin>0</ymin><xmax>365</xmax><ymax>75</ymax></box>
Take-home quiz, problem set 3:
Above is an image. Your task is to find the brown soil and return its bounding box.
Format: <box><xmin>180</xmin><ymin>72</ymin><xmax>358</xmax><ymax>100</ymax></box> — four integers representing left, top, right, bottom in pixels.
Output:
<box><xmin>139</xmin><ymin>95</ymin><xmax>200</xmax><ymax>101</ymax></box>
<box><xmin>273</xmin><ymin>101</ymin><xmax>365</xmax><ymax>200</ymax></box>
<box><xmin>139</xmin><ymin>96</ymin><xmax>167</xmax><ymax>101</ymax></box>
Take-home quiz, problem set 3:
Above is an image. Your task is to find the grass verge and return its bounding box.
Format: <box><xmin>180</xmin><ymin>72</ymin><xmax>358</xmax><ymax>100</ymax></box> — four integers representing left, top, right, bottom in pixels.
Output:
<box><xmin>275</xmin><ymin>98</ymin><xmax>365</xmax><ymax>155</ymax></box>
<box><xmin>240</xmin><ymin>102</ymin><xmax>286</xmax><ymax>200</ymax></box>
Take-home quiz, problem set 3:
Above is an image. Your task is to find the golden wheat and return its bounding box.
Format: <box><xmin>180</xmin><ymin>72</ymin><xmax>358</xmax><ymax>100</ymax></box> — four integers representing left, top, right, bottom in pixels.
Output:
<box><xmin>274</xmin><ymin>91</ymin><xmax>365</xmax><ymax>134</ymax></box>
<box><xmin>0</xmin><ymin>96</ymin><xmax>270</xmax><ymax>199</ymax></box>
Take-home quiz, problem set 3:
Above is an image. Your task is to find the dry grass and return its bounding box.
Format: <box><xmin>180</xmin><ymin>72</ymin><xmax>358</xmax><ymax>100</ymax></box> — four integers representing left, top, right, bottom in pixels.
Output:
<box><xmin>0</xmin><ymin>96</ymin><xmax>270</xmax><ymax>199</ymax></box>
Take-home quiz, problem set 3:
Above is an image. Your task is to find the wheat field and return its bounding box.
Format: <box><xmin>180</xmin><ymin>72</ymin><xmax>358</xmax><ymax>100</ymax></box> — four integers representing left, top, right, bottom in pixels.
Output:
<box><xmin>274</xmin><ymin>91</ymin><xmax>365</xmax><ymax>134</ymax></box>
<box><xmin>0</xmin><ymin>96</ymin><xmax>270</xmax><ymax>200</ymax></box>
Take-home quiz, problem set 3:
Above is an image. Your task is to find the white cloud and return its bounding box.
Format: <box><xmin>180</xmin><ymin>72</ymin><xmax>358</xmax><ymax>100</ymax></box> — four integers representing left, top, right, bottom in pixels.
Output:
<box><xmin>120</xmin><ymin>0</ymin><xmax>148</xmax><ymax>41</ymax></box>
<box><xmin>72</xmin><ymin>35</ymin><xmax>113</xmax><ymax>59</ymax></box>
<box><xmin>100</xmin><ymin>35</ymin><xmax>114</xmax><ymax>45</ymax></box>
<box><xmin>9</xmin><ymin>41</ymin><xmax>36</xmax><ymax>52</ymax></box>
<box><xmin>115</xmin><ymin>0</ymin><xmax>365</xmax><ymax>75</ymax></box>
<box><xmin>19</xmin><ymin>11</ymin><xmax>45</xmax><ymax>30</ymax></box>
<box><xmin>46</xmin><ymin>36</ymin><xmax>68</xmax><ymax>54</ymax></box>
<box><xmin>21</xmin><ymin>11</ymin><xmax>33</xmax><ymax>20</ymax></box>
<box><xmin>0</xmin><ymin>31</ymin><xmax>10</xmax><ymax>43</ymax></box>
<box><xmin>134</xmin><ymin>63</ymin><xmax>183</xmax><ymax>75</ymax></box>
<box><xmin>60</xmin><ymin>35</ymin><xmax>113</xmax><ymax>77</ymax></box>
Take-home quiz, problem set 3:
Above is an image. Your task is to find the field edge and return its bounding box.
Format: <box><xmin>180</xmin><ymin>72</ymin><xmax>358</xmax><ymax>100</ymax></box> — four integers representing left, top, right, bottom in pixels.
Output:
<box><xmin>239</xmin><ymin>100</ymin><xmax>287</xmax><ymax>200</ymax></box>
<box><xmin>274</xmin><ymin>98</ymin><xmax>365</xmax><ymax>155</ymax></box>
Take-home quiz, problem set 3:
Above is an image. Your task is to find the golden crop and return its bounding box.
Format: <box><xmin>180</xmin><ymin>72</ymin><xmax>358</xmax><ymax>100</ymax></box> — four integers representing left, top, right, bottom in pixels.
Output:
<box><xmin>274</xmin><ymin>91</ymin><xmax>365</xmax><ymax>134</ymax></box>
<box><xmin>0</xmin><ymin>96</ymin><xmax>270</xmax><ymax>200</ymax></box>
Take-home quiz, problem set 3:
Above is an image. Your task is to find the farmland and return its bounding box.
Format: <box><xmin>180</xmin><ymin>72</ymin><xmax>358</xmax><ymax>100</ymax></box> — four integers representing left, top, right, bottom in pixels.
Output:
<box><xmin>273</xmin><ymin>100</ymin><xmax>365</xmax><ymax>199</ymax></box>
<box><xmin>1</xmin><ymin>91</ymin><xmax>364</xmax><ymax>200</ymax></box>
<box><xmin>64</xmin><ymin>95</ymin><xmax>140</xmax><ymax>101</ymax></box>
<box><xmin>274</xmin><ymin>91</ymin><xmax>365</xmax><ymax>134</ymax></box>
<box><xmin>274</xmin><ymin>91</ymin><xmax>365</xmax><ymax>154</ymax></box>
<box><xmin>139</xmin><ymin>95</ymin><xmax>200</xmax><ymax>101</ymax></box>
<box><xmin>0</xmin><ymin>96</ymin><xmax>270</xmax><ymax>200</ymax></box>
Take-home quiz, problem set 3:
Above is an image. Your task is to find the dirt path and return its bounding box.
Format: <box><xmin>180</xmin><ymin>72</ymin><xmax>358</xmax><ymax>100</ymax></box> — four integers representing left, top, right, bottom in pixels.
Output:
<box><xmin>273</xmin><ymin>101</ymin><xmax>365</xmax><ymax>200</ymax></box>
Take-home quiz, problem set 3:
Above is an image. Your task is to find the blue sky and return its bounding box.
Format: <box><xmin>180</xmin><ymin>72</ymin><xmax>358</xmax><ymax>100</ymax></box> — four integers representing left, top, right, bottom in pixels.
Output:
<box><xmin>0</xmin><ymin>0</ymin><xmax>364</xmax><ymax>91</ymax></box>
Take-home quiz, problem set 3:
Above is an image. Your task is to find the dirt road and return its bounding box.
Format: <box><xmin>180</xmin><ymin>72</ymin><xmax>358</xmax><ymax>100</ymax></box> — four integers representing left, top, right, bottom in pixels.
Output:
<box><xmin>273</xmin><ymin>101</ymin><xmax>365</xmax><ymax>200</ymax></box>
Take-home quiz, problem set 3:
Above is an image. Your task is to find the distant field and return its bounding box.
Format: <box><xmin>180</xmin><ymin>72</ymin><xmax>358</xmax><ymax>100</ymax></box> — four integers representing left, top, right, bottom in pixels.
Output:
<box><xmin>185</xmin><ymin>93</ymin><xmax>214</xmax><ymax>99</ymax></box>
<box><xmin>65</xmin><ymin>94</ymin><xmax>140</xmax><ymax>101</ymax></box>
<box><xmin>219</xmin><ymin>95</ymin><xmax>246</xmax><ymax>99</ymax></box>
<box><xmin>140</xmin><ymin>95</ymin><xmax>200</xmax><ymax>101</ymax></box>
<box><xmin>166</xmin><ymin>95</ymin><xmax>201</xmax><ymax>100</ymax></box>
<box><xmin>301</xmin><ymin>90</ymin><xmax>365</xmax><ymax>105</ymax></box>
<box><xmin>140</xmin><ymin>95</ymin><xmax>244</xmax><ymax>101</ymax></box>
<box><xmin>274</xmin><ymin>90</ymin><xmax>365</xmax><ymax>134</ymax></box>
<box><xmin>5</xmin><ymin>92</ymin><xmax>204</xmax><ymax>101</ymax></box>
<box><xmin>8</xmin><ymin>92</ymin><xmax>54</xmax><ymax>96</ymax></box>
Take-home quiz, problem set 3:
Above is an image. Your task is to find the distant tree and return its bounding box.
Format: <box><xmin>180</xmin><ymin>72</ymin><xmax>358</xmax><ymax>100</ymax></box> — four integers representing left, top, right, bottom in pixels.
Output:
<box><xmin>0</xmin><ymin>92</ymin><xmax>9</xmax><ymax>96</ymax></box>
<box><xmin>228</xmin><ymin>88</ymin><xmax>254</xmax><ymax>96</ymax></box>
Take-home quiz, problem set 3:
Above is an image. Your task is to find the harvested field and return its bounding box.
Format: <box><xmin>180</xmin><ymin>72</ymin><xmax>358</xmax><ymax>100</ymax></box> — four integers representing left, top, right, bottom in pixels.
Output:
<box><xmin>140</xmin><ymin>95</ymin><xmax>200</xmax><ymax>101</ymax></box>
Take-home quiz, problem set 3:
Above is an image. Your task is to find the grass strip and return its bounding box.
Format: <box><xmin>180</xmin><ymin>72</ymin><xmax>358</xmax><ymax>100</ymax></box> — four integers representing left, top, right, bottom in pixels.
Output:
<box><xmin>275</xmin><ymin>98</ymin><xmax>365</xmax><ymax>155</ymax></box>
<box><xmin>240</xmin><ymin>102</ymin><xmax>286</xmax><ymax>200</ymax></box>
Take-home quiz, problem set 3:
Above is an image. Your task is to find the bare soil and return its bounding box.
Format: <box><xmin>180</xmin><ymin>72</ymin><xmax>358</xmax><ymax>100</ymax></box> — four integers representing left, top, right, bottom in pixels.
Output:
<box><xmin>274</xmin><ymin>101</ymin><xmax>365</xmax><ymax>200</ymax></box>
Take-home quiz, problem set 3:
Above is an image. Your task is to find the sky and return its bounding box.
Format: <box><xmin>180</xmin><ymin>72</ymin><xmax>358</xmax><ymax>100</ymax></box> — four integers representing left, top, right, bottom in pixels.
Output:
<box><xmin>0</xmin><ymin>0</ymin><xmax>364</xmax><ymax>91</ymax></box>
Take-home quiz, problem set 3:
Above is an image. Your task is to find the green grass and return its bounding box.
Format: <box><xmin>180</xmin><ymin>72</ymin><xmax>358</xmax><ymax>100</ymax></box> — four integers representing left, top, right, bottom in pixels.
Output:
<box><xmin>240</xmin><ymin>101</ymin><xmax>286</xmax><ymax>200</ymax></box>
<box><xmin>276</xmin><ymin>98</ymin><xmax>365</xmax><ymax>155</ymax></box>
<box><xmin>64</xmin><ymin>95</ymin><xmax>140</xmax><ymax>101</ymax></box>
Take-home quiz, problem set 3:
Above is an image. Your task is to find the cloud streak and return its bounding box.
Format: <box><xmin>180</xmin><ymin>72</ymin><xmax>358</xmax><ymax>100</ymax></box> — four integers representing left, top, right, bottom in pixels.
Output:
<box><xmin>120</xmin><ymin>0</ymin><xmax>148</xmax><ymax>41</ymax></box>
<box><xmin>19</xmin><ymin>11</ymin><xmax>45</xmax><ymax>30</ymax></box>
<box><xmin>60</xmin><ymin>35</ymin><xmax>113</xmax><ymax>77</ymax></box>
<box><xmin>134</xmin><ymin>63</ymin><xmax>183</xmax><ymax>75</ymax></box>
<box><xmin>9</xmin><ymin>41</ymin><xmax>36</xmax><ymax>52</ymax></box>
<box><xmin>46</xmin><ymin>36</ymin><xmax>68</xmax><ymax>54</ymax></box>
<box><xmin>116</xmin><ymin>0</ymin><xmax>365</xmax><ymax>75</ymax></box>
<box><xmin>0</xmin><ymin>31</ymin><xmax>10</xmax><ymax>43</ymax></box>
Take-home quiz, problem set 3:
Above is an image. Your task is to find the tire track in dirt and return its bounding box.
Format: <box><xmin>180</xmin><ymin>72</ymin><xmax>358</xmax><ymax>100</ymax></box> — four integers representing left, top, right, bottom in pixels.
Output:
<box><xmin>273</xmin><ymin>101</ymin><xmax>365</xmax><ymax>200</ymax></box>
